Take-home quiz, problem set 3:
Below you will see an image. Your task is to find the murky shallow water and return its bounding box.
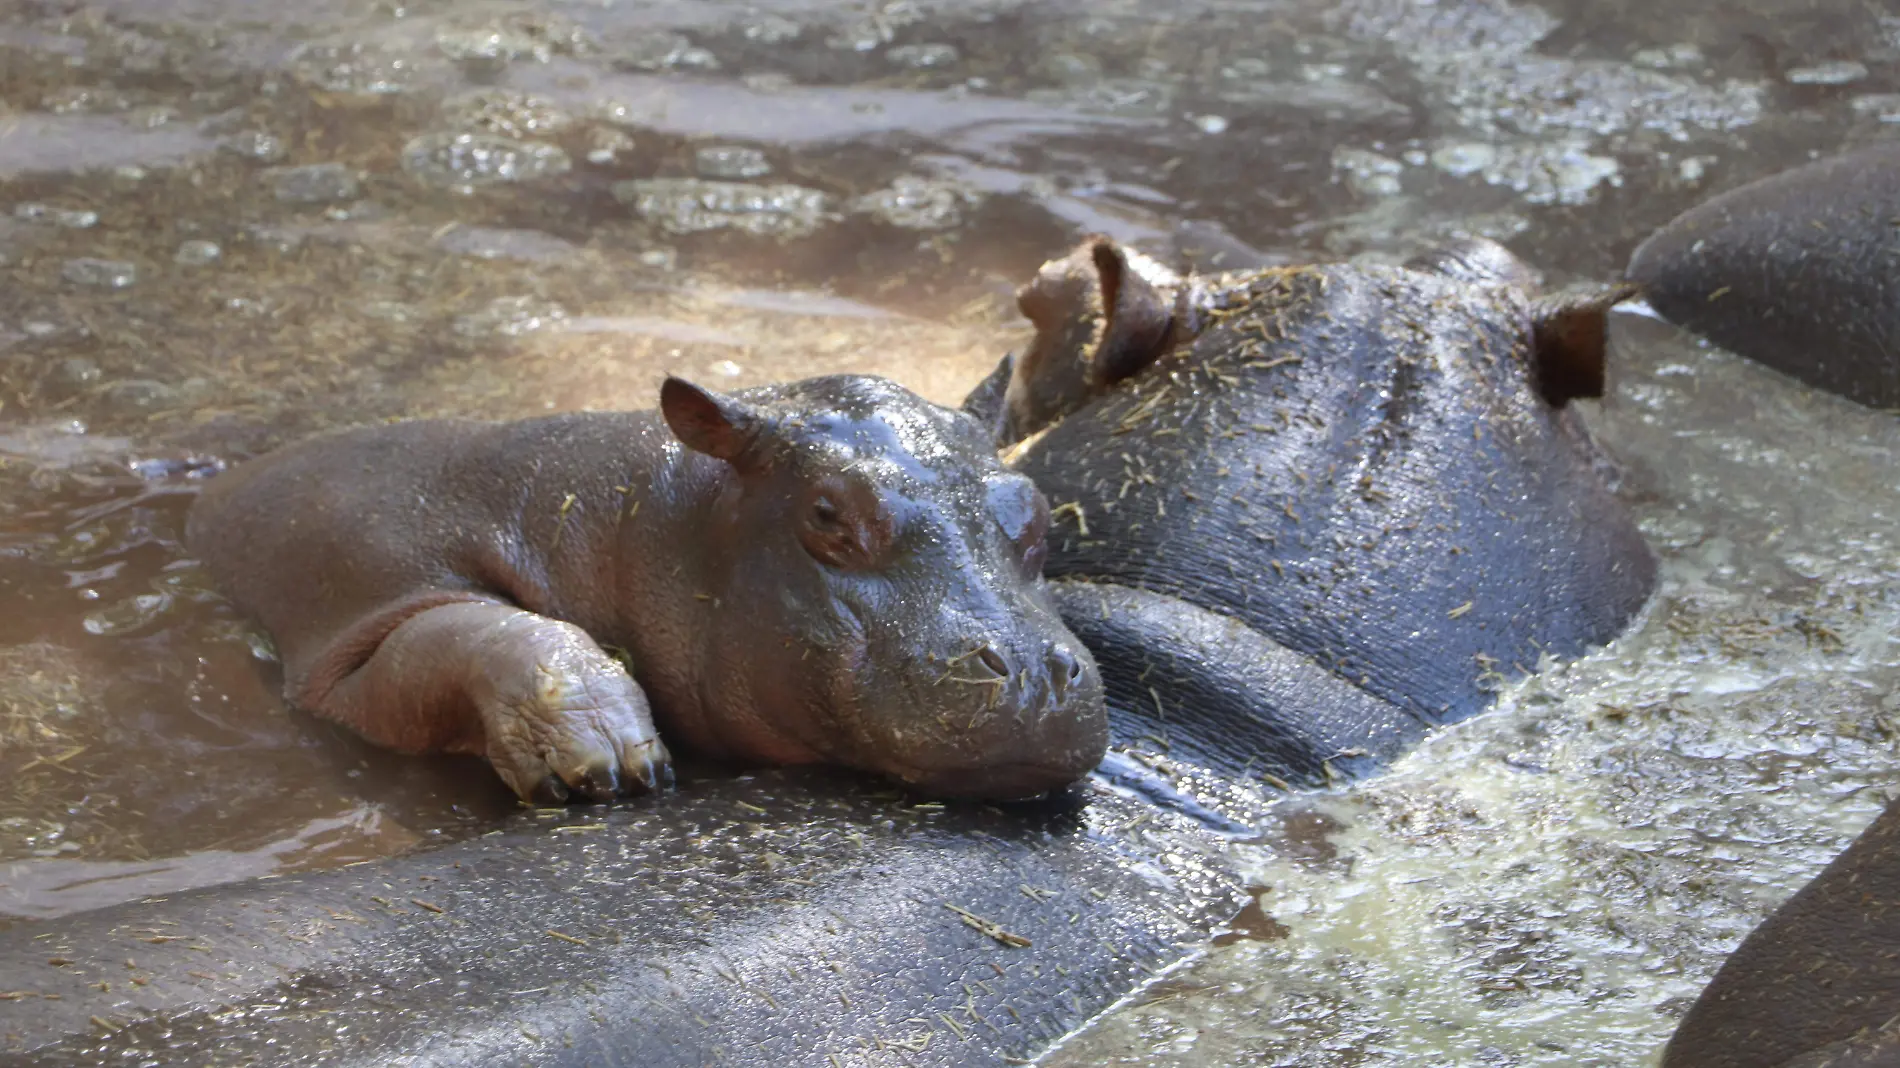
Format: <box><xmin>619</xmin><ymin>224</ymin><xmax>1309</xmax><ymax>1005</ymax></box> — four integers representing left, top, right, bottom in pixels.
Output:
<box><xmin>0</xmin><ymin>0</ymin><xmax>1896</xmax><ymax>1062</ymax></box>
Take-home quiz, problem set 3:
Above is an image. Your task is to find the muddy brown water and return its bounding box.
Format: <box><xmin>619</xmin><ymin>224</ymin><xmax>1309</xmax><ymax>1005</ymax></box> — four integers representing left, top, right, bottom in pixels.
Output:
<box><xmin>0</xmin><ymin>0</ymin><xmax>1896</xmax><ymax>1063</ymax></box>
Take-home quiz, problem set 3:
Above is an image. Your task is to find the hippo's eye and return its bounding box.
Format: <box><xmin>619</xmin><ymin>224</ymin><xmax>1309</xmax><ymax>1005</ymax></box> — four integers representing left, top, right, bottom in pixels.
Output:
<box><xmin>799</xmin><ymin>480</ymin><xmax>893</xmax><ymax>570</ymax></box>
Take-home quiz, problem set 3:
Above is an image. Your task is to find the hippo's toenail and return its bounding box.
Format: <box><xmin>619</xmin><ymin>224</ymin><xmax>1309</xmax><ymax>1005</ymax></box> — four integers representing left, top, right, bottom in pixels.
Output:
<box><xmin>535</xmin><ymin>774</ymin><xmax>571</xmax><ymax>804</ymax></box>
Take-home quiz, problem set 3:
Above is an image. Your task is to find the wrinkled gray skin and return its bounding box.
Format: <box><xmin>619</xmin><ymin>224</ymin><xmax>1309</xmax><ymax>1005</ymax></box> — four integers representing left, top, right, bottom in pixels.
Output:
<box><xmin>1662</xmin><ymin>796</ymin><xmax>1900</xmax><ymax>1068</ymax></box>
<box><xmin>964</xmin><ymin>237</ymin><xmax>1656</xmax><ymax>784</ymax></box>
<box><xmin>0</xmin><ymin>767</ymin><xmax>1258</xmax><ymax>1066</ymax></box>
<box><xmin>186</xmin><ymin>374</ymin><xmax>1108</xmax><ymax>803</ymax></box>
<box><xmin>1627</xmin><ymin>141</ymin><xmax>1900</xmax><ymax>409</ymax></box>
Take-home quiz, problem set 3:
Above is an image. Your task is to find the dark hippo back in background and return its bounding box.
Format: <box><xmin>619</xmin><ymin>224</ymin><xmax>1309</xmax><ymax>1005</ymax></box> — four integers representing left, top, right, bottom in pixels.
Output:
<box><xmin>979</xmin><ymin>251</ymin><xmax>1657</xmax><ymax>786</ymax></box>
<box><xmin>1628</xmin><ymin>140</ymin><xmax>1900</xmax><ymax>409</ymax></box>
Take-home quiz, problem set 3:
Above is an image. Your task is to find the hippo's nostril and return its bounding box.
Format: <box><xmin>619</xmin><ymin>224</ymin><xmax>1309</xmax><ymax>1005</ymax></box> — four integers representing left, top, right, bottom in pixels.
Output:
<box><xmin>1046</xmin><ymin>643</ymin><xmax>1084</xmax><ymax>704</ymax></box>
<box><xmin>976</xmin><ymin>645</ymin><xmax>1010</xmax><ymax>678</ymax></box>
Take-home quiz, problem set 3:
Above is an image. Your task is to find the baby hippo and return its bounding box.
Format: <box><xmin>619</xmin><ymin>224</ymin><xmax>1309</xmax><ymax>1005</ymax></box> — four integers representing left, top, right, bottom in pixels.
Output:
<box><xmin>186</xmin><ymin>375</ymin><xmax>1109</xmax><ymax>804</ymax></box>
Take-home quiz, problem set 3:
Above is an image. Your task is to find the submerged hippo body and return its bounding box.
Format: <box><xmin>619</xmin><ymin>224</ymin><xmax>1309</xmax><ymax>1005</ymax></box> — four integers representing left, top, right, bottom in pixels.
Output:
<box><xmin>967</xmin><ymin>238</ymin><xmax>1657</xmax><ymax>783</ymax></box>
<box><xmin>186</xmin><ymin>375</ymin><xmax>1108</xmax><ymax>803</ymax></box>
<box><xmin>1627</xmin><ymin>141</ymin><xmax>1900</xmax><ymax>408</ymax></box>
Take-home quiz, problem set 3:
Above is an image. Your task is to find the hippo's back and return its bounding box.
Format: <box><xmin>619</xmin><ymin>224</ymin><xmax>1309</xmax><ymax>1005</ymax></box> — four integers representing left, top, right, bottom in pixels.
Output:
<box><xmin>1628</xmin><ymin>141</ymin><xmax>1900</xmax><ymax>408</ymax></box>
<box><xmin>1017</xmin><ymin>263</ymin><xmax>1655</xmax><ymax>728</ymax></box>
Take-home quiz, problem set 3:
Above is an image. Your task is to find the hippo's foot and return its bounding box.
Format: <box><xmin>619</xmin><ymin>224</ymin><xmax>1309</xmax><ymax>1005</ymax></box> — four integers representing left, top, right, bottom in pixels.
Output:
<box><xmin>462</xmin><ymin>609</ymin><xmax>673</xmax><ymax>804</ymax></box>
<box><xmin>317</xmin><ymin>600</ymin><xmax>672</xmax><ymax>804</ymax></box>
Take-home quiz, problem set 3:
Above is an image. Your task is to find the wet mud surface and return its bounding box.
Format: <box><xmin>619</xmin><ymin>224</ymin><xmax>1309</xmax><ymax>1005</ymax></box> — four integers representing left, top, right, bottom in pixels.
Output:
<box><xmin>0</xmin><ymin>0</ymin><xmax>1897</xmax><ymax>1063</ymax></box>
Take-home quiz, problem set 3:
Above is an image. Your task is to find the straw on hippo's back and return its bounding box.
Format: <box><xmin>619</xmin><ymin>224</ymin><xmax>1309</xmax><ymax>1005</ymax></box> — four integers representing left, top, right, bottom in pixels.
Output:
<box><xmin>966</xmin><ymin>237</ymin><xmax>1657</xmax><ymax>784</ymax></box>
<box><xmin>186</xmin><ymin>374</ymin><xmax>1109</xmax><ymax>804</ymax></box>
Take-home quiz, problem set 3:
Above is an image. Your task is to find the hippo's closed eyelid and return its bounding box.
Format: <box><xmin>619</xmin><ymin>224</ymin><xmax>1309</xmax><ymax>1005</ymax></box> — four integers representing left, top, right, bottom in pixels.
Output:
<box><xmin>797</xmin><ymin>475</ymin><xmax>895</xmax><ymax>570</ymax></box>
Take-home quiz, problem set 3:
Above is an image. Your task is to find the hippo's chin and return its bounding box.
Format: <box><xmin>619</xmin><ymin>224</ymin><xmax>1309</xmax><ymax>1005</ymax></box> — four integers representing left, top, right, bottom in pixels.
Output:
<box><xmin>893</xmin><ymin>762</ymin><xmax>1091</xmax><ymax>802</ymax></box>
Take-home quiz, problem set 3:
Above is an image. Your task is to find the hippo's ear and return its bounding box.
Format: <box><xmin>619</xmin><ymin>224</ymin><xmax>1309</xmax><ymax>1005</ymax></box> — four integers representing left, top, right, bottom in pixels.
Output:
<box><xmin>1086</xmin><ymin>238</ymin><xmax>1178</xmax><ymax>389</ymax></box>
<box><xmin>1527</xmin><ymin>282</ymin><xmax>1639</xmax><ymax>407</ymax></box>
<box><xmin>959</xmin><ymin>352</ymin><xmax>1015</xmax><ymax>446</ymax></box>
<box><xmin>660</xmin><ymin>376</ymin><xmax>767</xmax><ymax>465</ymax></box>
<box><xmin>1005</xmin><ymin>237</ymin><xmax>1180</xmax><ymax>443</ymax></box>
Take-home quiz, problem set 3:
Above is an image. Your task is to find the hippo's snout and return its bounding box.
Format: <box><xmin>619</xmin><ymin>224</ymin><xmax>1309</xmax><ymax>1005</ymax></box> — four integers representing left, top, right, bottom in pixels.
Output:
<box><xmin>960</xmin><ymin>638</ymin><xmax>1093</xmax><ymax>713</ymax></box>
<box><xmin>892</xmin><ymin>634</ymin><xmax>1108</xmax><ymax>801</ymax></box>
<box><xmin>1046</xmin><ymin>642</ymin><xmax>1089</xmax><ymax>705</ymax></box>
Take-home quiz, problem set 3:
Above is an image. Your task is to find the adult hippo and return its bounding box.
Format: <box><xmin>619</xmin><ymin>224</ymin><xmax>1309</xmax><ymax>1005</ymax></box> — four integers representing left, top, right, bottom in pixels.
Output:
<box><xmin>0</xmin><ymin>766</ymin><xmax>1259</xmax><ymax>1066</ymax></box>
<box><xmin>963</xmin><ymin>236</ymin><xmax>1658</xmax><ymax>786</ymax></box>
<box><xmin>184</xmin><ymin>374</ymin><xmax>1109</xmax><ymax>804</ymax></box>
<box><xmin>1627</xmin><ymin>140</ymin><xmax>1900</xmax><ymax>409</ymax></box>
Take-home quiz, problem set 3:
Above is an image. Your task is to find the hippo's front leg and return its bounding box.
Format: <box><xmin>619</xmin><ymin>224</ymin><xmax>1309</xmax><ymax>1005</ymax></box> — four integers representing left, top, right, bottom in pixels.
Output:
<box><xmin>318</xmin><ymin>601</ymin><xmax>672</xmax><ymax>803</ymax></box>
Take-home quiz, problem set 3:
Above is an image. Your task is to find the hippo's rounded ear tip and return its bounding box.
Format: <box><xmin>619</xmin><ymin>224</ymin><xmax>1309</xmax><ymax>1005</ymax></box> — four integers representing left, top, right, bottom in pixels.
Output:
<box><xmin>660</xmin><ymin>375</ymin><xmax>764</xmax><ymax>463</ymax></box>
<box><xmin>658</xmin><ymin>373</ymin><xmax>704</xmax><ymax>404</ymax></box>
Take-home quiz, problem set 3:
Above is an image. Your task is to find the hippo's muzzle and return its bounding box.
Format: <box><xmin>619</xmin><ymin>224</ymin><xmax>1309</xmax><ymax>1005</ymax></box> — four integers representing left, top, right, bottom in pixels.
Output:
<box><xmin>887</xmin><ymin>634</ymin><xmax>1108</xmax><ymax>801</ymax></box>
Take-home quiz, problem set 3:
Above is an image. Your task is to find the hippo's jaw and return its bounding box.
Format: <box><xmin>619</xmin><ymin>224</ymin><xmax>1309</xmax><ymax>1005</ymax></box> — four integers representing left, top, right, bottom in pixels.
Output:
<box><xmin>889</xmin><ymin>759</ymin><xmax>1099</xmax><ymax>802</ymax></box>
<box><xmin>713</xmin><ymin>591</ymin><xmax>1109</xmax><ymax>800</ymax></box>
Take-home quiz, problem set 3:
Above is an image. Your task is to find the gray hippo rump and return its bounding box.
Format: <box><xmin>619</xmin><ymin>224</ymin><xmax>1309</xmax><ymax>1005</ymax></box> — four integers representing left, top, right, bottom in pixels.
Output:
<box><xmin>185</xmin><ymin>374</ymin><xmax>1108</xmax><ymax>804</ymax></box>
<box><xmin>1627</xmin><ymin>140</ymin><xmax>1900</xmax><ymax>409</ymax></box>
<box><xmin>964</xmin><ymin>236</ymin><xmax>1658</xmax><ymax>785</ymax></box>
<box><xmin>0</xmin><ymin>764</ymin><xmax>1261</xmax><ymax>1067</ymax></box>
